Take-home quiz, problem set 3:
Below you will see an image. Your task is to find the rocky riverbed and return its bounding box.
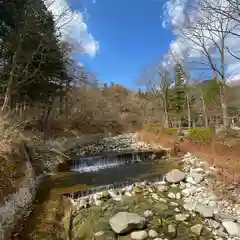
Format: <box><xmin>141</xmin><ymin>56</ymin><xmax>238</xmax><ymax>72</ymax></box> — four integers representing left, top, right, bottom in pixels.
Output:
<box><xmin>15</xmin><ymin>133</ymin><xmax>240</xmax><ymax>240</ymax></box>
<box><xmin>66</xmin><ymin>134</ymin><xmax>240</xmax><ymax>240</ymax></box>
<box><xmin>69</xmin><ymin>133</ymin><xmax>164</xmax><ymax>156</ymax></box>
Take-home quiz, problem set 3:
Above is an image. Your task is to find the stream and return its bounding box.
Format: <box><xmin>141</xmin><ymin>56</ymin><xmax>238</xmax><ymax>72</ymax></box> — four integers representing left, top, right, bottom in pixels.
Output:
<box><xmin>15</xmin><ymin>148</ymin><xmax>175</xmax><ymax>240</ymax></box>
<box><xmin>12</xmin><ymin>135</ymin><xmax>222</xmax><ymax>240</ymax></box>
<box><xmin>12</xmin><ymin>134</ymin><xmax>240</xmax><ymax>240</ymax></box>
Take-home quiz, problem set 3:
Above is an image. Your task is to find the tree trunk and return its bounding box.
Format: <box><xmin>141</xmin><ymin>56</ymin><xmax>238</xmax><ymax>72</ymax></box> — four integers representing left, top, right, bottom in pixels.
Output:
<box><xmin>200</xmin><ymin>88</ymin><xmax>208</xmax><ymax>128</ymax></box>
<box><xmin>220</xmin><ymin>93</ymin><xmax>228</xmax><ymax>129</ymax></box>
<box><xmin>1</xmin><ymin>75</ymin><xmax>14</xmax><ymax>113</ymax></box>
<box><xmin>186</xmin><ymin>93</ymin><xmax>191</xmax><ymax>128</ymax></box>
<box><xmin>163</xmin><ymin>95</ymin><xmax>169</xmax><ymax>128</ymax></box>
<box><xmin>178</xmin><ymin>115</ymin><xmax>182</xmax><ymax>130</ymax></box>
<box><xmin>1</xmin><ymin>49</ymin><xmax>19</xmax><ymax>113</ymax></box>
<box><xmin>218</xmin><ymin>77</ymin><xmax>228</xmax><ymax>130</ymax></box>
<box><xmin>220</xmin><ymin>38</ymin><xmax>228</xmax><ymax>130</ymax></box>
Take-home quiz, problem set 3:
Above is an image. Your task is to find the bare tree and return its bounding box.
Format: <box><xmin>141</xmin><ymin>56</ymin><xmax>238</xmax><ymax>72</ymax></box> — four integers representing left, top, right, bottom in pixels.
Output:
<box><xmin>200</xmin><ymin>0</ymin><xmax>240</xmax><ymax>26</ymax></box>
<box><xmin>192</xmin><ymin>77</ymin><xmax>209</xmax><ymax>127</ymax></box>
<box><xmin>196</xmin><ymin>0</ymin><xmax>240</xmax><ymax>60</ymax></box>
<box><xmin>137</xmin><ymin>59</ymin><xmax>172</xmax><ymax>127</ymax></box>
<box><xmin>177</xmin><ymin>0</ymin><xmax>239</xmax><ymax>130</ymax></box>
<box><xmin>160</xmin><ymin>70</ymin><xmax>171</xmax><ymax>128</ymax></box>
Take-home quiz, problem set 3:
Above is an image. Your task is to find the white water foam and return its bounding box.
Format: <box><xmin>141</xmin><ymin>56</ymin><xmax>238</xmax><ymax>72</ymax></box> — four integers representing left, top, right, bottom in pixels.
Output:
<box><xmin>70</xmin><ymin>162</ymin><xmax>122</xmax><ymax>173</ymax></box>
<box><xmin>70</xmin><ymin>155</ymin><xmax>141</xmax><ymax>173</ymax></box>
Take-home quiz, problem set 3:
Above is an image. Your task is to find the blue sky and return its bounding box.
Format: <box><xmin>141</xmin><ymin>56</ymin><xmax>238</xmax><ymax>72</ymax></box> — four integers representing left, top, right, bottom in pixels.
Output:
<box><xmin>71</xmin><ymin>0</ymin><xmax>174</xmax><ymax>89</ymax></box>
<box><xmin>48</xmin><ymin>0</ymin><xmax>240</xmax><ymax>88</ymax></box>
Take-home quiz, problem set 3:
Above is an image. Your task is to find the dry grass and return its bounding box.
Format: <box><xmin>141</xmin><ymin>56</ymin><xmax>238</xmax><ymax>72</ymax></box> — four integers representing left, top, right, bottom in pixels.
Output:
<box><xmin>137</xmin><ymin>130</ymin><xmax>176</xmax><ymax>148</ymax></box>
<box><xmin>138</xmin><ymin>129</ymin><xmax>240</xmax><ymax>202</ymax></box>
<box><xmin>0</xmin><ymin>117</ymin><xmax>31</xmax><ymax>202</ymax></box>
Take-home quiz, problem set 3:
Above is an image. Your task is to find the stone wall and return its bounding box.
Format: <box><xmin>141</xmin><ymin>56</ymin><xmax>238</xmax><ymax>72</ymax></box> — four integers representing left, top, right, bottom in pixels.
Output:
<box><xmin>0</xmin><ymin>160</ymin><xmax>37</xmax><ymax>239</ymax></box>
<box><xmin>0</xmin><ymin>133</ymin><xmax>105</xmax><ymax>240</ymax></box>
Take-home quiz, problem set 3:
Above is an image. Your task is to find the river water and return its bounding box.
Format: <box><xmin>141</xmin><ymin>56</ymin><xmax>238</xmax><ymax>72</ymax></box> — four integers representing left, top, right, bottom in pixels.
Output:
<box><xmin>15</xmin><ymin>150</ymin><xmax>181</xmax><ymax>240</ymax></box>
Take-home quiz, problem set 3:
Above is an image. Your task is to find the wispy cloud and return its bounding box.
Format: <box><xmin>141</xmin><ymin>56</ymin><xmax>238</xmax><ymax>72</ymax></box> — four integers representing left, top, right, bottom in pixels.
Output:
<box><xmin>162</xmin><ymin>0</ymin><xmax>187</xmax><ymax>29</ymax></box>
<box><xmin>162</xmin><ymin>0</ymin><xmax>240</xmax><ymax>84</ymax></box>
<box><xmin>46</xmin><ymin>0</ymin><xmax>99</xmax><ymax>57</ymax></box>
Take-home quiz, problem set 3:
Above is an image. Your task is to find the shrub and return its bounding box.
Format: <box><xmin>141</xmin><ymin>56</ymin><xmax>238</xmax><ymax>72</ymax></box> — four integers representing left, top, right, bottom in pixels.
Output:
<box><xmin>162</xmin><ymin>128</ymin><xmax>178</xmax><ymax>135</ymax></box>
<box><xmin>187</xmin><ymin>128</ymin><xmax>213</xmax><ymax>142</ymax></box>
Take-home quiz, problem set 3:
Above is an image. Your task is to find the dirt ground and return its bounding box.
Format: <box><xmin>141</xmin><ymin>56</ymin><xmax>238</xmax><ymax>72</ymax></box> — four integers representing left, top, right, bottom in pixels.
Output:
<box><xmin>137</xmin><ymin>130</ymin><xmax>240</xmax><ymax>202</ymax></box>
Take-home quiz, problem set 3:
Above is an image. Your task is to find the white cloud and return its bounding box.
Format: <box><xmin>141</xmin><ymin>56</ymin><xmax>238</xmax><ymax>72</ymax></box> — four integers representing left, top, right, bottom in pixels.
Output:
<box><xmin>162</xmin><ymin>0</ymin><xmax>187</xmax><ymax>28</ymax></box>
<box><xmin>46</xmin><ymin>0</ymin><xmax>99</xmax><ymax>57</ymax></box>
<box><xmin>162</xmin><ymin>0</ymin><xmax>240</xmax><ymax>85</ymax></box>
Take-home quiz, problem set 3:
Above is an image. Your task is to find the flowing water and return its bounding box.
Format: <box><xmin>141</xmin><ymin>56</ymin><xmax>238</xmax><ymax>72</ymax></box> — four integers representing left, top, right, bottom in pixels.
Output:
<box><xmin>15</xmin><ymin>149</ymin><xmax>183</xmax><ymax>240</ymax></box>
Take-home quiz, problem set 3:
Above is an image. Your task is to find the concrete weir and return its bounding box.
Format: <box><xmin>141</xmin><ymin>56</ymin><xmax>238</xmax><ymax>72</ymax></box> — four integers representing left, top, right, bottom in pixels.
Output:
<box><xmin>61</xmin><ymin>149</ymin><xmax>167</xmax><ymax>199</ymax></box>
<box><xmin>58</xmin><ymin>149</ymin><xmax>167</xmax><ymax>172</ymax></box>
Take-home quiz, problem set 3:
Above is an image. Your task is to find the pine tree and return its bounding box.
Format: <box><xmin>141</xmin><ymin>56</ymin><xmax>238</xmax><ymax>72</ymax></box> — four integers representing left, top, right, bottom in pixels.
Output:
<box><xmin>0</xmin><ymin>0</ymin><xmax>70</xmax><ymax>111</ymax></box>
<box><xmin>170</xmin><ymin>64</ymin><xmax>186</xmax><ymax>115</ymax></box>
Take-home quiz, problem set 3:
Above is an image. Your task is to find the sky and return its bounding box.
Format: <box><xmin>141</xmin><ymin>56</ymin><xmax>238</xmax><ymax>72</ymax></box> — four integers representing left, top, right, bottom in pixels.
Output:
<box><xmin>46</xmin><ymin>0</ymin><xmax>240</xmax><ymax>88</ymax></box>
<box><xmin>47</xmin><ymin>0</ymin><xmax>174</xmax><ymax>89</ymax></box>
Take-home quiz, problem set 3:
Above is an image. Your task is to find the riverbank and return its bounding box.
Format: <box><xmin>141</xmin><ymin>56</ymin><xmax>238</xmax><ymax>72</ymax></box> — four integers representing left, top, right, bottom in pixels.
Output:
<box><xmin>12</xmin><ymin>133</ymin><xmax>161</xmax><ymax>239</ymax></box>
<box><xmin>8</xmin><ymin>132</ymin><xmax>240</xmax><ymax>240</ymax></box>
<box><xmin>137</xmin><ymin>130</ymin><xmax>240</xmax><ymax>201</ymax></box>
<box><xmin>67</xmin><ymin>151</ymin><xmax>240</xmax><ymax>240</ymax></box>
<box><xmin>0</xmin><ymin>130</ymin><xmax>105</xmax><ymax>240</ymax></box>
<box><xmin>5</xmin><ymin>130</ymin><xmax>240</xmax><ymax>240</ymax></box>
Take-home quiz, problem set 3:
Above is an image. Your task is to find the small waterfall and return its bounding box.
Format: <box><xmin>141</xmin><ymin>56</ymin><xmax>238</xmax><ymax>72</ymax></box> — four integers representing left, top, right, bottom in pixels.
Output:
<box><xmin>70</xmin><ymin>151</ymin><xmax>151</xmax><ymax>173</ymax></box>
<box><xmin>64</xmin><ymin>179</ymin><xmax>133</xmax><ymax>199</ymax></box>
<box><xmin>63</xmin><ymin>173</ymin><xmax>165</xmax><ymax>200</ymax></box>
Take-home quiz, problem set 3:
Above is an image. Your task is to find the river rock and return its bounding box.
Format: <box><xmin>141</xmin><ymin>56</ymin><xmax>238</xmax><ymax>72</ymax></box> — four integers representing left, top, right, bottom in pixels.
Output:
<box><xmin>102</xmin><ymin>191</ymin><xmax>111</xmax><ymax>200</ymax></box>
<box><xmin>130</xmin><ymin>230</ymin><xmax>148</xmax><ymax>240</ymax></box>
<box><xmin>94</xmin><ymin>231</ymin><xmax>116</xmax><ymax>240</ymax></box>
<box><xmin>94</xmin><ymin>231</ymin><xmax>105</xmax><ymax>236</ymax></box>
<box><xmin>207</xmin><ymin>219</ymin><xmax>221</xmax><ymax>229</ymax></box>
<box><xmin>165</xmin><ymin>169</ymin><xmax>185</xmax><ymax>183</ymax></box>
<box><xmin>175</xmin><ymin>214</ymin><xmax>189</xmax><ymax>221</ymax></box>
<box><xmin>168</xmin><ymin>192</ymin><xmax>176</xmax><ymax>199</ymax></box>
<box><xmin>195</xmin><ymin>203</ymin><xmax>214</xmax><ymax>218</ymax></box>
<box><xmin>168</xmin><ymin>224</ymin><xmax>176</xmax><ymax>233</ymax></box>
<box><xmin>95</xmin><ymin>200</ymin><xmax>103</xmax><ymax>206</ymax></box>
<box><xmin>191</xmin><ymin>224</ymin><xmax>203</xmax><ymax>235</ymax></box>
<box><xmin>159</xmin><ymin>198</ymin><xmax>167</xmax><ymax>203</ymax></box>
<box><xmin>174</xmin><ymin>208</ymin><xmax>181</xmax><ymax>212</ymax></box>
<box><xmin>109</xmin><ymin>212</ymin><xmax>146</xmax><ymax>234</ymax></box>
<box><xmin>155</xmin><ymin>185</ymin><xmax>168</xmax><ymax>192</ymax></box>
<box><xmin>214</xmin><ymin>212</ymin><xmax>235</xmax><ymax>222</ymax></box>
<box><xmin>148</xmin><ymin>229</ymin><xmax>158</xmax><ymax>238</ymax></box>
<box><xmin>192</xmin><ymin>172</ymin><xmax>204</xmax><ymax>184</ymax></box>
<box><xmin>181</xmin><ymin>188</ymin><xmax>192</xmax><ymax>197</ymax></box>
<box><xmin>179</xmin><ymin>182</ymin><xmax>186</xmax><ymax>189</ymax></box>
<box><xmin>222</xmin><ymin>221</ymin><xmax>240</xmax><ymax>236</ymax></box>
<box><xmin>152</xmin><ymin>193</ymin><xmax>159</xmax><ymax>200</ymax></box>
<box><xmin>175</xmin><ymin>192</ymin><xmax>181</xmax><ymax>199</ymax></box>
<box><xmin>143</xmin><ymin>210</ymin><xmax>153</xmax><ymax>218</ymax></box>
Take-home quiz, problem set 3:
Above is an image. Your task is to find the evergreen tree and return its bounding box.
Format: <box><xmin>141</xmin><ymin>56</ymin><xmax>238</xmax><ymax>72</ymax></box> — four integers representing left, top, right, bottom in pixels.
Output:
<box><xmin>0</xmin><ymin>0</ymin><xmax>70</xmax><ymax>111</ymax></box>
<box><xmin>170</xmin><ymin>64</ymin><xmax>186</xmax><ymax>115</ymax></box>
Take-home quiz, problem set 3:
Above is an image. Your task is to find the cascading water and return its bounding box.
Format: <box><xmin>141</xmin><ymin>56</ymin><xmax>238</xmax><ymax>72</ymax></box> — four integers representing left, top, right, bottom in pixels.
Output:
<box><xmin>63</xmin><ymin>173</ymin><xmax>165</xmax><ymax>199</ymax></box>
<box><xmin>70</xmin><ymin>151</ymin><xmax>151</xmax><ymax>173</ymax></box>
<box><xmin>60</xmin><ymin>149</ymin><xmax>167</xmax><ymax>199</ymax></box>
<box><xmin>64</xmin><ymin>179</ymin><xmax>134</xmax><ymax>199</ymax></box>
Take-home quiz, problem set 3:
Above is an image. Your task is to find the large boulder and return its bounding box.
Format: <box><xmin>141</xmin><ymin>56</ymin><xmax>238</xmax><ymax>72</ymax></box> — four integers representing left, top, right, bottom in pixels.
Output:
<box><xmin>165</xmin><ymin>169</ymin><xmax>185</xmax><ymax>183</ymax></box>
<box><xmin>109</xmin><ymin>212</ymin><xmax>146</xmax><ymax>234</ymax></box>
<box><xmin>222</xmin><ymin>221</ymin><xmax>240</xmax><ymax>237</ymax></box>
